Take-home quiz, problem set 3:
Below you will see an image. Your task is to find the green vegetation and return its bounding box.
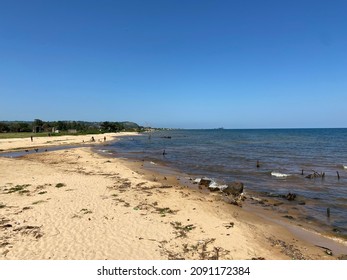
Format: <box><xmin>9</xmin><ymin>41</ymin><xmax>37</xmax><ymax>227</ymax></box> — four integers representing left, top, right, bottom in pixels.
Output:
<box><xmin>170</xmin><ymin>221</ymin><xmax>196</xmax><ymax>238</ymax></box>
<box><xmin>55</xmin><ymin>183</ymin><xmax>66</xmax><ymax>188</ymax></box>
<box><xmin>0</xmin><ymin>119</ymin><xmax>145</xmax><ymax>137</ymax></box>
<box><xmin>0</xmin><ymin>132</ymin><xmax>49</xmax><ymax>139</ymax></box>
<box><xmin>156</xmin><ymin>207</ymin><xmax>178</xmax><ymax>217</ymax></box>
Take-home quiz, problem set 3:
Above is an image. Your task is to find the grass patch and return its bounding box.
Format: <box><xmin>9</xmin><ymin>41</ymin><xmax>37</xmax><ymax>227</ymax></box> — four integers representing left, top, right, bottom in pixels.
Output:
<box><xmin>55</xmin><ymin>183</ymin><xmax>66</xmax><ymax>188</ymax></box>
<box><xmin>155</xmin><ymin>207</ymin><xmax>178</xmax><ymax>217</ymax></box>
<box><xmin>0</xmin><ymin>132</ymin><xmax>52</xmax><ymax>139</ymax></box>
<box><xmin>170</xmin><ymin>222</ymin><xmax>196</xmax><ymax>238</ymax></box>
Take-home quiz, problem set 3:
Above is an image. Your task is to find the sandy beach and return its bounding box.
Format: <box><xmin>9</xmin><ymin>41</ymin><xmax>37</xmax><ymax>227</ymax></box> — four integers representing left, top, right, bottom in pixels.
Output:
<box><xmin>0</xmin><ymin>132</ymin><xmax>131</xmax><ymax>152</ymax></box>
<box><xmin>0</xmin><ymin>133</ymin><xmax>345</xmax><ymax>260</ymax></box>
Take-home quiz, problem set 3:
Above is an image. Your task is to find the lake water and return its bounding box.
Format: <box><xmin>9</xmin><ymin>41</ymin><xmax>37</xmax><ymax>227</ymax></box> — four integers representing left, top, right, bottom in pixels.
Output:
<box><xmin>102</xmin><ymin>129</ymin><xmax>347</xmax><ymax>238</ymax></box>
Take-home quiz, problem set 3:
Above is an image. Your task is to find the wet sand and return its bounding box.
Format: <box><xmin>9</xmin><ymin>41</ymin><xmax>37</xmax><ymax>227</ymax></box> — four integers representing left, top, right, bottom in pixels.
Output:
<box><xmin>0</xmin><ymin>133</ymin><xmax>346</xmax><ymax>259</ymax></box>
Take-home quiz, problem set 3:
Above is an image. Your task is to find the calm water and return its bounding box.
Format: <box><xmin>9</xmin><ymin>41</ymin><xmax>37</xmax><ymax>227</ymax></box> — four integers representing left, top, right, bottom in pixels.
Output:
<box><xmin>103</xmin><ymin>129</ymin><xmax>347</xmax><ymax>237</ymax></box>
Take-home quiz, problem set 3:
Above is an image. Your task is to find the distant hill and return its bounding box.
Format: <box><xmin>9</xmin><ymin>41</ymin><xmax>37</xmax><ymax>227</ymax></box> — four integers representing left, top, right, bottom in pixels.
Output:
<box><xmin>120</xmin><ymin>121</ymin><xmax>140</xmax><ymax>129</ymax></box>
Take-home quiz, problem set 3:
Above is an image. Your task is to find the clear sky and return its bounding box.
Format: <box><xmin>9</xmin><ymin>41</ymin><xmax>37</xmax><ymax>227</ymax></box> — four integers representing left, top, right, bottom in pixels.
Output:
<box><xmin>0</xmin><ymin>0</ymin><xmax>346</xmax><ymax>128</ymax></box>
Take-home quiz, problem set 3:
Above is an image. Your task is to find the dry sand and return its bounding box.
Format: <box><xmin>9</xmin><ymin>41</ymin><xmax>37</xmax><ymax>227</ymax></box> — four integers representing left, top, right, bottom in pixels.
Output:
<box><xmin>0</xmin><ymin>132</ymin><xmax>133</xmax><ymax>151</ymax></box>
<box><xmin>0</xmin><ymin>133</ymin><xmax>344</xmax><ymax>260</ymax></box>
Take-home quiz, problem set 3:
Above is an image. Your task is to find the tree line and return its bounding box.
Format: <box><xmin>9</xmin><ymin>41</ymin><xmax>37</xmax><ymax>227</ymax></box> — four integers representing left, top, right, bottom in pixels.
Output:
<box><xmin>0</xmin><ymin>119</ymin><xmax>143</xmax><ymax>133</ymax></box>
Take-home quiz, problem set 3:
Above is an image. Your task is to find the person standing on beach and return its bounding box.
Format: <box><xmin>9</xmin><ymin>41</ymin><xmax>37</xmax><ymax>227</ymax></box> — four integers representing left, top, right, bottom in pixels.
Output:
<box><xmin>30</xmin><ymin>136</ymin><xmax>33</xmax><ymax>142</ymax></box>
<box><xmin>104</xmin><ymin>136</ymin><xmax>106</xmax><ymax>142</ymax></box>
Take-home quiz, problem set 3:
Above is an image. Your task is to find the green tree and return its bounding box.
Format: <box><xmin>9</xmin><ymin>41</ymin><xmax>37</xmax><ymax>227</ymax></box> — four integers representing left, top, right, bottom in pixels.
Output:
<box><xmin>0</xmin><ymin>122</ymin><xmax>10</xmax><ymax>132</ymax></box>
<box><xmin>33</xmin><ymin>119</ymin><xmax>44</xmax><ymax>127</ymax></box>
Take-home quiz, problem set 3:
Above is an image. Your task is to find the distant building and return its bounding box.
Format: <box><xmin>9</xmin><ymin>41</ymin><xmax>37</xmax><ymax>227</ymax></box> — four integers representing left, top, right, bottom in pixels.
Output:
<box><xmin>68</xmin><ymin>129</ymin><xmax>78</xmax><ymax>134</ymax></box>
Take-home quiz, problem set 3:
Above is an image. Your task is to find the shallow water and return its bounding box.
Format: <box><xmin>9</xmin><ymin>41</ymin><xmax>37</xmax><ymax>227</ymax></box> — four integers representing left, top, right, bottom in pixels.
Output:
<box><xmin>103</xmin><ymin>129</ymin><xmax>347</xmax><ymax>238</ymax></box>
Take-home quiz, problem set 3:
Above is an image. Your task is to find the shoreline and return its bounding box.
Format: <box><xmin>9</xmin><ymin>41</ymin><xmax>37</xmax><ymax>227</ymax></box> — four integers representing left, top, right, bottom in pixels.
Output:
<box><xmin>102</xmin><ymin>149</ymin><xmax>347</xmax><ymax>257</ymax></box>
<box><xmin>92</xmin><ymin>141</ymin><xmax>347</xmax><ymax>246</ymax></box>
<box><xmin>1</xmin><ymin>133</ymin><xmax>346</xmax><ymax>259</ymax></box>
<box><xmin>0</xmin><ymin>132</ymin><xmax>138</xmax><ymax>153</ymax></box>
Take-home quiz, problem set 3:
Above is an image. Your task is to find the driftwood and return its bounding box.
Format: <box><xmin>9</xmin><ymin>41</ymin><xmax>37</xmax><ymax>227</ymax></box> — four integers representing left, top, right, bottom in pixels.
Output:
<box><xmin>305</xmin><ymin>170</ymin><xmax>325</xmax><ymax>179</ymax></box>
<box><xmin>315</xmin><ymin>245</ymin><xmax>333</xmax><ymax>256</ymax></box>
<box><xmin>285</xmin><ymin>193</ymin><xmax>296</xmax><ymax>201</ymax></box>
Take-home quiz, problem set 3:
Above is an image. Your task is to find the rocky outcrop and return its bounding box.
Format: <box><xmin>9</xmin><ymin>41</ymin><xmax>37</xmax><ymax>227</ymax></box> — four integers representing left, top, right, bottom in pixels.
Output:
<box><xmin>221</xmin><ymin>182</ymin><xmax>245</xmax><ymax>207</ymax></box>
<box><xmin>222</xmin><ymin>182</ymin><xmax>244</xmax><ymax>196</ymax></box>
<box><xmin>197</xmin><ymin>178</ymin><xmax>245</xmax><ymax>207</ymax></box>
<box><xmin>199</xmin><ymin>178</ymin><xmax>212</xmax><ymax>188</ymax></box>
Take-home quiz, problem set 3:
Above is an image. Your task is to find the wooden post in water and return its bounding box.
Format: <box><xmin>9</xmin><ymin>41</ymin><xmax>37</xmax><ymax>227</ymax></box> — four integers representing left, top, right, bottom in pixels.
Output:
<box><xmin>337</xmin><ymin>171</ymin><xmax>340</xmax><ymax>180</ymax></box>
<box><xmin>327</xmin><ymin>207</ymin><xmax>330</xmax><ymax>217</ymax></box>
<box><xmin>301</xmin><ymin>169</ymin><xmax>304</xmax><ymax>175</ymax></box>
<box><xmin>256</xmin><ymin>160</ymin><xmax>260</xmax><ymax>168</ymax></box>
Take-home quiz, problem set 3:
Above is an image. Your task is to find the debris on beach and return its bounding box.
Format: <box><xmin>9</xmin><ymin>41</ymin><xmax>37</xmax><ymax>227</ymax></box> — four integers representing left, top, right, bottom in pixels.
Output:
<box><xmin>268</xmin><ymin>237</ymin><xmax>306</xmax><ymax>260</ymax></box>
<box><xmin>315</xmin><ymin>245</ymin><xmax>333</xmax><ymax>256</ymax></box>
<box><xmin>252</xmin><ymin>257</ymin><xmax>266</xmax><ymax>260</ymax></box>
<box><xmin>338</xmin><ymin>254</ymin><xmax>347</xmax><ymax>260</ymax></box>
<box><xmin>196</xmin><ymin>177</ymin><xmax>245</xmax><ymax>207</ymax></box>
<box><xmin>285</xmin><ymin>193</ymin><xmax>296</xmax><ymax>201</ymax></box>
<box><xmin>223</xmin><ymin>222</ymin><xmax>234</xmax><ymax>229</ymax></box>
<box><xmin>159</xmin><ymin>238</ymin><xmax>230</xmax><ymax>260</ymax></box>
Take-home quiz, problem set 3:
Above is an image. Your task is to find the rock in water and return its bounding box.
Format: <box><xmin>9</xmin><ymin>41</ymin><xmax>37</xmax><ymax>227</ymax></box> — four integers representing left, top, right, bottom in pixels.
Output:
<box><xmin>199</xmin><ymin>178</ymin><xmax>212</xmax><ymax>188</ymax></box>
<box><xmin>222</xmin><ymin>182</ymin><xmax>244</xmax><ymax>196</ymax></box>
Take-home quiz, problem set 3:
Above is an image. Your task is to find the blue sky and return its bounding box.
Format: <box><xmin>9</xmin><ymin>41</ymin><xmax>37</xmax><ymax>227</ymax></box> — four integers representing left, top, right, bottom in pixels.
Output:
<box><xmin>0</xmin><ymin>0</ymin><xmax>346</xmax><ymax>128</ymax></box>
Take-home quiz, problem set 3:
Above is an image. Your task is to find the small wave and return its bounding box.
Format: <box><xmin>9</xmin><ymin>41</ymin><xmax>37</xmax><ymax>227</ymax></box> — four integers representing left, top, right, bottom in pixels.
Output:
<box><xmin>344</xmin><ymin>165</ymin><xmax>347</xmax><ymax>170</ymax></box>
<box><xmin>209</xmin><ymin>181</ymin><xmax>228</xmax><ymax>191</ymax></box>
<box><xmin>195</xmin><ymin>177</ymin><xmax>227</xmax><ymax>191</ymax></box>
<box><xmin>194</xmin><ymin>177</ymin><xmax>213</xmax><ymax>184</ymax></box>
<box><xmin>271</xmin><ymin>171</ymin><xmax>290</xmax><ymax>178</ymax></box>
<box><xmin>150</xmin><ymin>161</ymin><xmax>156</xmax><ymax>165</ymax></box>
